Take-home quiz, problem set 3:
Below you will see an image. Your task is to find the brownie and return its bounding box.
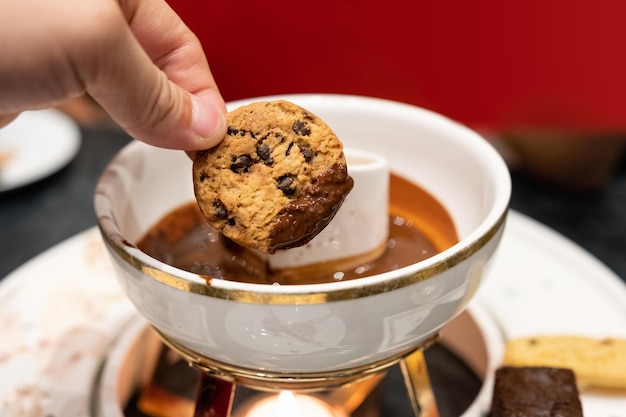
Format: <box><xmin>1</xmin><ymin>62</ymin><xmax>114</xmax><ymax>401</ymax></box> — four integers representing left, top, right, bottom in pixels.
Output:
<box><xmin>490</xmin><ymin>366</ymin><xmax>584</xmax><ymax>417</ymax></box>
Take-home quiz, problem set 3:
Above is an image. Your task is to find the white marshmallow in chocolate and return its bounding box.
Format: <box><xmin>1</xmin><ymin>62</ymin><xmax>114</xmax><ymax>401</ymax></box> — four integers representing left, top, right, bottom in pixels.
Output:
<box><xmin>268</xmin><ymin>148</ymin><xmax>389</xmax><ymax>270</ymax></box>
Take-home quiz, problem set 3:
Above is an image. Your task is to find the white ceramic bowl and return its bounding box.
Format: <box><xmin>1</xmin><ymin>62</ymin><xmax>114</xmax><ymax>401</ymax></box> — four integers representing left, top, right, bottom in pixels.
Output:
<box><xmin>95</xmin><ymin>94</ymin><xmax>510</xmax><ymax>381</ymax></box>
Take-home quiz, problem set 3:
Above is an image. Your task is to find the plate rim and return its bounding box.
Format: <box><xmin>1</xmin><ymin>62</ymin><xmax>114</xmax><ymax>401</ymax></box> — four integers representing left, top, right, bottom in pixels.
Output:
<box><xmin>0</xmin><ymin>108</ymin><xmax>81</xmax><ymax>192</ymax></box>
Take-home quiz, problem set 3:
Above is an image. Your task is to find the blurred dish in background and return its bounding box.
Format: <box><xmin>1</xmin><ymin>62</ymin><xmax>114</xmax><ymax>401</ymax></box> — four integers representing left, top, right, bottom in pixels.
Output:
<box><xmin>0</xmin><ymin>109</ymin><xmax>81</xmax><ymax>192</ymax></box>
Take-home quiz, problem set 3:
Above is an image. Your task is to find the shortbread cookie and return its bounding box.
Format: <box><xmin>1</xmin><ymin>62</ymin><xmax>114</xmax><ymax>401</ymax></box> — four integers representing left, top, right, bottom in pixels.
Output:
<box><xmin>503</xmin><ymin>335</ymin><xmax>626</xmax><ymax>390</ymax></box>
<box><xmin>193</xmin><ymin>100</ymin><xmax>353</xmax><ymax>254</ymax></box>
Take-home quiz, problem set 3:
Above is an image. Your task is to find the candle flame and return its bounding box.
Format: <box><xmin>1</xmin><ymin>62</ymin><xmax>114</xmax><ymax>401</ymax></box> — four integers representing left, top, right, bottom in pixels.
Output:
<box><xmin>242</xmin><ymin>391</ymin><xmax>336</xmax><ymax>417</ymax></box>
<box><xmin>278</xmin><ymin>391</ymin><xmax>298</xmax><ymax>417</ymax></box>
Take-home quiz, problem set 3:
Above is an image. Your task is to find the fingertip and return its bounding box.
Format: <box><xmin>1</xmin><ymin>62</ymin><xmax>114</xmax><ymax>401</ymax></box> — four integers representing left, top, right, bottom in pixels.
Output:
<box><xmin>191</xmin><ymin>95</ymin><xmax>227</xmax><ymax>149</ymax></box>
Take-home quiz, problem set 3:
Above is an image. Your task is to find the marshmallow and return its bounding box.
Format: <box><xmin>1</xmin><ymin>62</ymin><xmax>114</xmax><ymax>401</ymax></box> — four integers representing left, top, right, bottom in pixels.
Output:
<box><xmin>268</xmin><ymin>148</ymin><xmax>389</xmax><ymax>271</ymax></box>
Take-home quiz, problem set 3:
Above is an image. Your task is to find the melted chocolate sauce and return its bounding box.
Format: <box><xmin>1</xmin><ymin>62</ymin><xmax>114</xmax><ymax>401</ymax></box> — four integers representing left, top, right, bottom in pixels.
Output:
<box><xmin>137</xmin><ymin>174</ymin><xmax>458</xmax><ymax>285</ymax></box>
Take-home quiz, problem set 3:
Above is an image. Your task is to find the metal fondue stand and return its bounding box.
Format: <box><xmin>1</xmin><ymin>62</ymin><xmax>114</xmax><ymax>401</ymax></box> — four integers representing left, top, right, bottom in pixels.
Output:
<box><xmin>156</xmin><ymin>330</ymin><xmax>441</xmax><ymax>417</ymax></box>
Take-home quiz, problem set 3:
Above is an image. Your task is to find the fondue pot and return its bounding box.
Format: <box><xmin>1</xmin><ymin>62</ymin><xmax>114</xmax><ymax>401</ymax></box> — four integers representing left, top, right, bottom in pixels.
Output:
<box><xmin>95</xmin><ymin>94</ymin><xmax>511</xmax><ymax>415</ymax></box>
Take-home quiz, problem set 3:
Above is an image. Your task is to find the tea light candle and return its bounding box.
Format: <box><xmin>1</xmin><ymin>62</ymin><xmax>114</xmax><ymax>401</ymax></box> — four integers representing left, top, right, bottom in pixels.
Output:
<box><xmin>241</xmin><ymin>391</ymin><xmax>339</xmax><ymax>417</ymax></box>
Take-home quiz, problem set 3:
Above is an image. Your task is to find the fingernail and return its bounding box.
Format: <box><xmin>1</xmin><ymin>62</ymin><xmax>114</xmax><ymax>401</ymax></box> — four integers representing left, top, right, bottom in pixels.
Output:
<box><xmin>191</xmin><ymin>95</ymin><xmax>226</xmax><ymax>147</ymax></box>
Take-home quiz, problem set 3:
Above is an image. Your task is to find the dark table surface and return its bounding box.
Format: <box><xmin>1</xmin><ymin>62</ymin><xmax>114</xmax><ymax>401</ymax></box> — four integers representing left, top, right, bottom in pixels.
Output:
<box><xmin>2</xmin><ymin>125</ymin><xmax>625</xmax><ymax>286</ymax></box>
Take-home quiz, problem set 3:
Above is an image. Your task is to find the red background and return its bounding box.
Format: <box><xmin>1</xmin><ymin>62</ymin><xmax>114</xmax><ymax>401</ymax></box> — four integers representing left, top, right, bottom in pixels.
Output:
<box><xmin>169</xmin><ymin>1</ymin><xmax>626</xmax><ymax>132</ymax></box>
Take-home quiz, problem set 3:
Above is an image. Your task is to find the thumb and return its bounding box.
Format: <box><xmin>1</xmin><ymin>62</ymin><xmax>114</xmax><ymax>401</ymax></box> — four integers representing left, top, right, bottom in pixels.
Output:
<box><xmin>81</xmin><ymin>16</ymin><xmax>226</xmax><ymax>150</ymax></box>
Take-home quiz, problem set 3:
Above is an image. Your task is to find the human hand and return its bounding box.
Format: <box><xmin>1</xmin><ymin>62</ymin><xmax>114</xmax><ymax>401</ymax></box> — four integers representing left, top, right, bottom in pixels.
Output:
<box><xmin>0</xmin><ymin>0</ymin><xmax>226</xmax><ymax>151</ymax></box>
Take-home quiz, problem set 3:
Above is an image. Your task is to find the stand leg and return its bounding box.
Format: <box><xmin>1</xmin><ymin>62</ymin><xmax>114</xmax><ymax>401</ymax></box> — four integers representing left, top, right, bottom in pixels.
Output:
<box><xmin>399</xmin><ymin>350</ymin><xmax>440</xmax><ymax>417</ymax></box>
<box><xmin>325</xmin><ymin>372</ymin><xmax>385</xmax><ymax>415</ymax></box>
<box><xmin>194</xmin><ymin>372</ymin><xmax>236</xmax><ymax>417</ymax></box>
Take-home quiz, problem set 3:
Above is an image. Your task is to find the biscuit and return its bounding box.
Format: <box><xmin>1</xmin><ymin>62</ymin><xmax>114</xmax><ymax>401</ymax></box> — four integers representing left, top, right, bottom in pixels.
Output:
<box><xmin>502</xmin><ymin>335</ymin><xmax>626</xmax><ymax>390</ymax></box>
<box><xmin>192</xmin><ymin>100</ymin><xmax>354</xmax><ymax>254</ymax></box>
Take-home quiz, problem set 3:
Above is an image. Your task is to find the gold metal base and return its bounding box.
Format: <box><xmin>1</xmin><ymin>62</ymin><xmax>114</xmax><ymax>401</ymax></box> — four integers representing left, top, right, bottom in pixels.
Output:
<box><xmin>155</xmin><ymin>327</ymin><xmax>439</xmax><ymax>392</ymax></box>
<box><xmin>155</xmin><ymin>328</ymin><xmax>441</xmax><ymax>417</ymax></box>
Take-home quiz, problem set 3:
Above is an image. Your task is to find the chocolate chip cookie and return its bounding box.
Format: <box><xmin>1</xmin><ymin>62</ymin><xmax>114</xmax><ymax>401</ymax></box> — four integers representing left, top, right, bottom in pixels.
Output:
<box><xmin>192</xmin><ymin>100</ymin><xmax>354</xmax><ymax>254</ymax></box>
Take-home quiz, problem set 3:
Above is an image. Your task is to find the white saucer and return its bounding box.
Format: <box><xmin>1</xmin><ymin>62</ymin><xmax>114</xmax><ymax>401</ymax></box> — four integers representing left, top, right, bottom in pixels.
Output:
<box><xmin>0</xmin><ymin>109</ymin><xmax>81</xmax><ymax>192</ymax></box>
<box><xmin>476</xmin><ymin>211</ymin><xmax>626</xmax><ymax>416</ymax></box>
<box><xmin>0</xmin><ymin>211</ymin><xmax>624</xmax><ymax>416</ymax></box>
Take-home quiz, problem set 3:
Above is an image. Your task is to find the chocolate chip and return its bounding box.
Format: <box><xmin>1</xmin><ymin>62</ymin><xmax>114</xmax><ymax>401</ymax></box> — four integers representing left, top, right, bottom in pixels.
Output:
<box><xmin>228</xmin><ymin>127</ymin><xmax>258</xmax><ymax>138</ymax></box>
<box><xmin>213</xmin><ymin>199</ymin><xmax>229</xmax><ymax>220</ymax></box>
<box><xmin>292</xmin><ymin>120</ymin><xmax>311</xmax><ymax>136</ymax></box>
<box><xmin>285</xmin><ymin>141</ymin><xmax>295</xmax><ymax>156</ymax></box>
<box><xmin>256</xmin><ymin>144</ymin><xmax>273</xmax><ymax>165</ymax></box>
<box><xmin>298</xmin><ymin>144</ymin><xmax>313</xmax><ymax>162</ymax></box>
<box><xmin>199</xmin><ymin>172</ymin><xmax>209</xmax><ymax>182</ymax></box>
<box><xmin>230</xmin><ymin>154</ymin><xmax>253</xmax><ymax>173</ymax></box>
<box><xmin>276</xmin><ymin>174</ymin><xmax>297</xmax><ymax>195</ymax></box>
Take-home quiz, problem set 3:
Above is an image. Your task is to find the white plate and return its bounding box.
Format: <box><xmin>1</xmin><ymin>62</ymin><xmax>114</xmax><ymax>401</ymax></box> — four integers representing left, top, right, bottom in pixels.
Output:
<box><xmin>0</xmin><ymin>109</ymin><xmax>81</xmax><ymax>191</ymax></box>
<box><xmin>476</xmin><ymin>211</ymin><xmax>626</xmax><ymax>417</ymax></box>
<box><xmin>0</xmin><ymin>210</ymin><xmax>624</xmax><ymax>416</ymax></box>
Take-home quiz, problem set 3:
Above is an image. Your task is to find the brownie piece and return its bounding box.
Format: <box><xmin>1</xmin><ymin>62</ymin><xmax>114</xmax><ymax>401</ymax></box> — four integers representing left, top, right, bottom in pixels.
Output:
<box><xmin>490</xmin><ymin>366</ymin><xmax>583</xmax><ymax>416</ymax></box>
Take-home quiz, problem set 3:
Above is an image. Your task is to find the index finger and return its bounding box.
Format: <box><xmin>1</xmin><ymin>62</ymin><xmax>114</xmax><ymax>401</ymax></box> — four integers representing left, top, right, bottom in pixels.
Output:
<box><xmin>120</xmin><ymin>0</ymin><xmax>225</xmax><ymax>107</ymax></box>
